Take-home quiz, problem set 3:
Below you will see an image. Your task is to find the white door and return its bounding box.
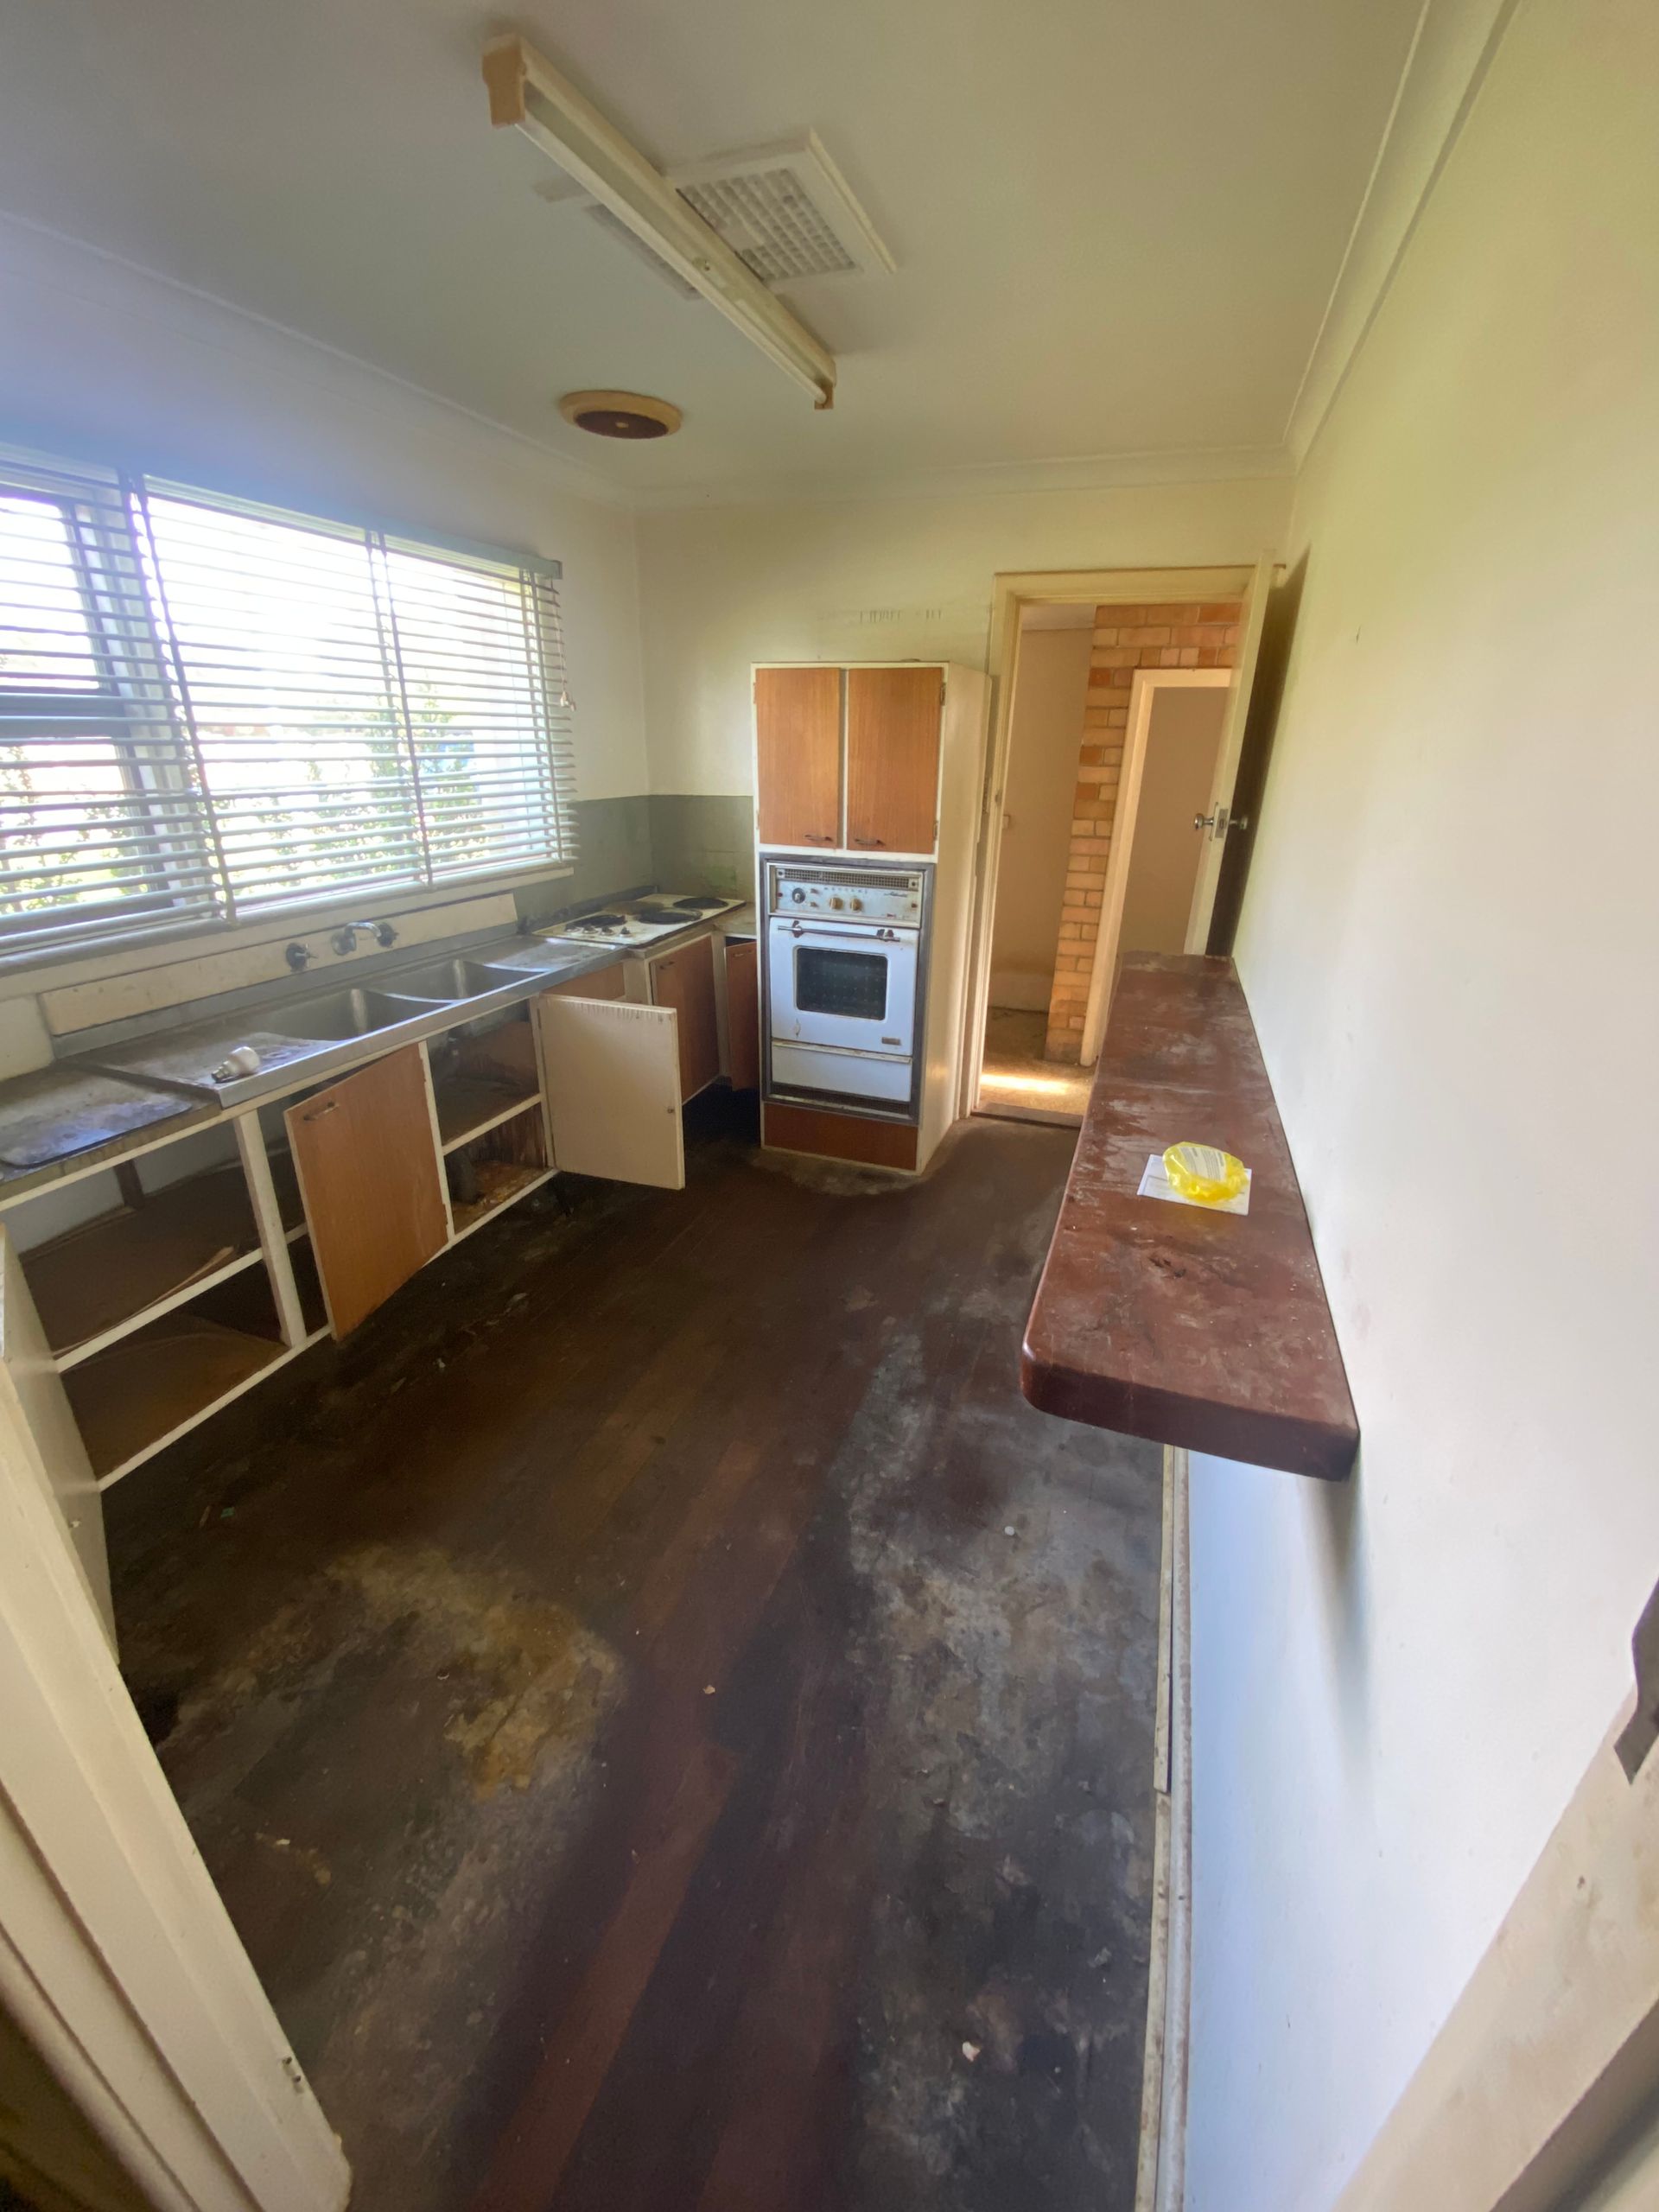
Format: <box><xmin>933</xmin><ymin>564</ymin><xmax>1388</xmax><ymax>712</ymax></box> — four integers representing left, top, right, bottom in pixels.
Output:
<box><xmin>1184</xmin><ymin>549</ymin><xmax>1276</xmax><ymax>953</ymax></box>
<box><xmin>0</xmin><ymin>1221</ymin><xmax>113</xmax><ymax>1646</ymax></box>
<box><xmin>536</xmin><ymin>995</ymin><xmax>685</xmax><ymax>1190</ymax></box>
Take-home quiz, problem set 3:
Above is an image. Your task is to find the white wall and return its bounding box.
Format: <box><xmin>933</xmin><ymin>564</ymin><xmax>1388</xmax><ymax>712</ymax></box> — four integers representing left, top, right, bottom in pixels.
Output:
<box><xmin>1185</xmin><ymin>3</ymin><xmax>1659</xmax><ymax>2206</ymax></box>
<box><xmin>635</xmin><ymin>476</ymin><xmax>1291</xmax><ymax>795</ymax></box>
<box><xmin>0</xmin><ymin>218</ymin><xmax>650</xmax><ymax>1071</ymax></box>
<box><xmin>989</xmin><ymin>627</ymin><xmax>1093</xmax><ymax>1011</ymax></box>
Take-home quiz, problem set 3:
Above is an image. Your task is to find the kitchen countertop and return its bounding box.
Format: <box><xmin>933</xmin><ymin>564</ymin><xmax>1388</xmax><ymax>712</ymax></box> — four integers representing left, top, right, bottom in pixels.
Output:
<box><xmin>0</xmin><ymin>931</ymin><xmax>638</xmax><ymax>1203</ymax></box>
<box><xmin>1020</xmin><ymin>953</ymin><xmax>1359</xmax><ymax>1479</ymax></box>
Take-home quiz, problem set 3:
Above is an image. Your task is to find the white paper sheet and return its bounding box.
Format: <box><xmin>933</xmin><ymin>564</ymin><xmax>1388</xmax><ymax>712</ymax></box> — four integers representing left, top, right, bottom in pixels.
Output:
<box><xmin>1136</xmin><ymin>1151</ymin><xmax>1251</xmax><ymax>1215</ymax></box>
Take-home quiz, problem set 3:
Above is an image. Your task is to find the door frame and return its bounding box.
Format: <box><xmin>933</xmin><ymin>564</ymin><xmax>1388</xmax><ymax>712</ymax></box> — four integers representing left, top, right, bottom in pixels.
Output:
<box><xmin>1078</xmin><ymin>668</ymin><xmax>1234</xmax><ymax>1065</ymax></box>
<box><xmin>960</xmin><ymin>566</ymin><xmax>1258</xmax><ymax>1117</ymax></box>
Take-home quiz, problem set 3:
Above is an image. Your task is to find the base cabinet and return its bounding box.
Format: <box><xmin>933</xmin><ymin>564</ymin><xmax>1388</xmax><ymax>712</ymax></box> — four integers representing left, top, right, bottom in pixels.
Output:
<box><xmin>0</xmin><ymin>959</ymin><xmax>705</xmax><ymax>1559</ymax></box>
<box><xmin>648</xmin><ymin>936</ymin><xmax>721</xmax><ymax>1102</ymax></box>
<box><xmin>724</xmin><ymin>939</ymin><xmax>760</xmax><ymax>1090</ymax></box>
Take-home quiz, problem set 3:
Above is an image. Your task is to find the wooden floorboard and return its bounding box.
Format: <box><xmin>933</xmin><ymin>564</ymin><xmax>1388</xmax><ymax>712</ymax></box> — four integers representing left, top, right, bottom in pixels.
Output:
<box><xmin>107</xmin><ymin>1116</ymin><xmax>1164</xmax><ymax>2212</ymax></box>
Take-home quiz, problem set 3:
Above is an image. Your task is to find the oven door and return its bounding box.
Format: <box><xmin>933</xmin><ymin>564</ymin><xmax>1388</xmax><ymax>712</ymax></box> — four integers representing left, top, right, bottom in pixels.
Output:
<box><xmin>766</xmin><ymin>918</ymin><xmax>918</xmax><ymax>1058</ymax></box>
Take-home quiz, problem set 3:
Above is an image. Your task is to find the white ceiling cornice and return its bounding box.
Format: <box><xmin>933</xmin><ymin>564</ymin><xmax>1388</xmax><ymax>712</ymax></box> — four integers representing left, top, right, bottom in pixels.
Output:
<box><xmin>628</xmin><ymin>442</ymin><xmax>1294</xmax><ymax>516</ymax></box>
<box><xmin>1283</xmin><ymin>0</ymin><xmax>1522</xmax><ymax>464</ymax></box>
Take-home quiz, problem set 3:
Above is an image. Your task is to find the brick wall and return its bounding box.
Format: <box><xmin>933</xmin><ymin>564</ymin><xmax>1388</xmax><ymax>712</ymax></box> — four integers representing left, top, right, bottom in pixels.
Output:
<box><xmin>1044</xmin><ymin>601</ymin><xmax>1241</xmax><ymax>1060</ymax></box>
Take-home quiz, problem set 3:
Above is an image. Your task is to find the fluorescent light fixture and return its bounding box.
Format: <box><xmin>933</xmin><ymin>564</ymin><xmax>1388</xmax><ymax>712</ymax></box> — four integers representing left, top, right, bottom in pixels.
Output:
<box><xmin>482</xmin><ymin>35</ymin><xmax>836</xmax><ymax>410</ymax></box>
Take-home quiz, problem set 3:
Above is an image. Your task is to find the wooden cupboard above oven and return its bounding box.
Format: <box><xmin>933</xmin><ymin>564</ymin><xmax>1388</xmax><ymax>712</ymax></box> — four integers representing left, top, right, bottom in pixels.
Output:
<box><xmin>753</xmin><ymin>662</ymin><xmax>969</xmax><ymax>861</ymax></box>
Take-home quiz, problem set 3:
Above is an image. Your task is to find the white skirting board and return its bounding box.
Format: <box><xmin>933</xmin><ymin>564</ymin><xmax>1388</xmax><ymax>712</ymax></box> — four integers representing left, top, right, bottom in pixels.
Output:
<box><xmin>1137</xmin><ymin>1446</ymin><xmax>1192</xmax><ymax>2212</ymax></box>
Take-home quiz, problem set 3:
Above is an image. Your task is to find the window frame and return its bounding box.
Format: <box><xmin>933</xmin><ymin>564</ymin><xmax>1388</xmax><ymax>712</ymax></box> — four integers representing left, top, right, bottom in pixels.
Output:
<box><xmin>0</xmin><ymin>448</ymin><xmax>575</xmax><ymax>975</ymax></box>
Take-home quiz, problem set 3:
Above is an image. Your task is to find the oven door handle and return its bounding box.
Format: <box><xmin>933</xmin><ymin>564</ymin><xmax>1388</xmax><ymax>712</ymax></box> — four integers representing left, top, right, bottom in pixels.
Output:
<box><xmin>783</xmin><ymin>921</ymin><xmax>912</xmax><ymax>942</ymax></box>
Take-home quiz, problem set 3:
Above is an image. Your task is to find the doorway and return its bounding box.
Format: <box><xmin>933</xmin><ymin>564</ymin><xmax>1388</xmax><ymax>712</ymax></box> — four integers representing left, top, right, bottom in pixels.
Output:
<box><xmin>964</xmin><ymin>568</ymin><xmax>1266</xmax><ymax>1127</ymax></box>
<box><xmin>974</xmin><ymin>604</ymin><xmax>1096</xmax><ymax>1125</ymax></box>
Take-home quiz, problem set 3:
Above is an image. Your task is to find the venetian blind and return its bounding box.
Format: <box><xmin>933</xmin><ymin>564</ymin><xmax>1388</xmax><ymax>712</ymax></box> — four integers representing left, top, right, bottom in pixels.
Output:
<box><xmin>0</xmin><ymin>455</ymin><xmax>218</xmax><ymax>954</ymax></box>
<box><xmin>137</xmin><ymin>485</ymin><xmax>576</xmax><ymax>917</ymax></box>
<box><xmin>0</xmin><ymin>444</ymin><xmax>576</xmax><ymax>959</ymax></box>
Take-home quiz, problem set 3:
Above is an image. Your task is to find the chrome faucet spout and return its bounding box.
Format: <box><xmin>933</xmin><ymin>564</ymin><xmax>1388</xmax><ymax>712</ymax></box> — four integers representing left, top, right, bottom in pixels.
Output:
<box><xmin>331</xmin><ymin>917</ymin><xmax>399</xmax><ymax>955</ymax></box>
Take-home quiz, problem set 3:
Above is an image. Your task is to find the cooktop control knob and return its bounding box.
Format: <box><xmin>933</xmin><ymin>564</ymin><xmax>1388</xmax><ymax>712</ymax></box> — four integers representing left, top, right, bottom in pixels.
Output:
<box><xmin>791</xmin><ymin>887</ymin><xmax>805</xmax><ymax>904</ymax></box>
<box><xmin>850</xmin><ymin>897</ymin><xmax>863</xmax><ymax>912</ymax></box>
<box><xmin>830</xmin><ymin>895</ymin><xmax>843</xmax><ymax>910</ymax></box>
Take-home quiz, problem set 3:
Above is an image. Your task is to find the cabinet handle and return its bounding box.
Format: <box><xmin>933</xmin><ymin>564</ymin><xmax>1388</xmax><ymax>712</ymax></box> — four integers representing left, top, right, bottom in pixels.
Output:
<box><xmin>299</xmin><ymin>1101</ymin><xmax>338</xmax><ymax>1122</ymax></box>
<box><xmin>804</xmin><ymin>833</ymin><xmax>835</xmax><ymax>845</ymax></box>
<box><xmin>852</xmin><ymin>836</ymin><xmax>887</xmax><ymax>849</ymax></box>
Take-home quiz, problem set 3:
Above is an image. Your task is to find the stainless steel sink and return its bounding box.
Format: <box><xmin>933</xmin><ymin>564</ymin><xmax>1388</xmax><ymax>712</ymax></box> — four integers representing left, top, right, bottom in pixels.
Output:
<box><xmin>265</xmin><ymin>988</ymin><xmax>444</xmax><ymax>1040</ymax></box>
<box><xmin>387</xmin><ymin>957</ymin><xmax>526</xmax><ymax>1000</ymax></box>
<box><xmin>78</xmin><ymin>931</ymin><xmax>610</xmax><ymax>1110</ymax></box>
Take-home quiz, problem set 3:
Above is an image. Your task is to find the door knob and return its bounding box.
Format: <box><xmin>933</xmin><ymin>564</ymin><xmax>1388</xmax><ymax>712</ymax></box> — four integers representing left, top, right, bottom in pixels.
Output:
<box><xmin>1193</xmin><ymin>812</ymin><xmax>1216</xmax><ymax>832</ymax></box>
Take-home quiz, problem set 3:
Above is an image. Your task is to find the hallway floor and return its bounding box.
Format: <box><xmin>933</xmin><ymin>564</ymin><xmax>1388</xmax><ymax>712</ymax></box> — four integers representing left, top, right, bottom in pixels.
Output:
<box><xmin>108</xmin><ymin>1117</ymin><xmax>1161</xmax><ymax>2212</ymax></box>
<box><xmin>976</xmin><ymin>1007</ymin><xmax>1093</xmax><ymax>1124</ymax></box>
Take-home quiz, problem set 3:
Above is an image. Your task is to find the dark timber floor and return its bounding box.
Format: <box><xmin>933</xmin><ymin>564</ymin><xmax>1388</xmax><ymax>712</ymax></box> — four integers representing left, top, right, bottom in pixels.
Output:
<box><xmin>108</xmin><ymin>1116</ymin><xmax>1163</xmax><ymax>2212</ymax></box>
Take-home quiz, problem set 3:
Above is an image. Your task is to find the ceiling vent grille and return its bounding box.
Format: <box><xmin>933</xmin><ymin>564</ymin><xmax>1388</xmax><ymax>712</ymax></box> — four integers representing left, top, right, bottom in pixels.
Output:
<box><xmin>536</xmin><ymin>130</ymin><xmax>893</xmax><ymax>294</ymax></box>
<box><xmin>671</xmin><ymin>135</ymin><xmax>895</xmax><ymax>286</ymax></box>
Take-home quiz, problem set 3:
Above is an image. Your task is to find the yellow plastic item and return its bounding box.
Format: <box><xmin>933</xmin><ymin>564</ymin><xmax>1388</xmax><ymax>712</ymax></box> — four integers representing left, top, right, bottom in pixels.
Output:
<box><xmin>1163</xmin><ymin>1142</ymin><xmax>1248</xmax><ymax>1205</ymax></box>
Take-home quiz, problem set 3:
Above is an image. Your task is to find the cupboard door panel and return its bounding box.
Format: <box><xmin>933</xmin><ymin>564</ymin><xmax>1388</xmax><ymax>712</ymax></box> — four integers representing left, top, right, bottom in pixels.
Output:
<box><xmin>546</xmin><ymin>961</ymin><xmax>627</xmax><ymax>1001</ymax></box>
<box><xmin>845</xmin><ymin>665</ymin><xmax>943</xmax><ymax>855</ymax></box>
<box><xmin>755</xmin><ymin>665</ymin><xmax>842</xmax><ymax>849</ymax></box>
<box><xmin>286</xmin><ymin>1046</ymin><xmax>448</xmax><ymax>1338</ymax></box>
<box><xmin>650</xmin><ymin>936</ymin><xmax>721</xmax><ymax>1101</ymax></box>
<box><xmin>725</xmin><ymin>939</ymin><xmax>760</xmax><ymax>1090</ymax></box>
<box><xmin>536</xmin><ymin>997</ymin><xmax>685</xmax><ymax>1190</ymax></box>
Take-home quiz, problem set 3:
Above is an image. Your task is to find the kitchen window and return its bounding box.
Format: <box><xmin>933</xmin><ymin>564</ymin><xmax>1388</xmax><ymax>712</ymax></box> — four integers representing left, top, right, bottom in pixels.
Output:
<box><xmin>0</xmin><ymin>448</ymin><xmax>575</xmax><ymax>962</ymax></box>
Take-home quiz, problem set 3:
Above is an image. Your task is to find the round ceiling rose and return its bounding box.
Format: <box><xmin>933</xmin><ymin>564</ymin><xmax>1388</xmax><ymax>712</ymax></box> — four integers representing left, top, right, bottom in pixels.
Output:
<box><xmin>558</xmin><ymin>391</ymin><xmax>683</xmax><ymax>440</ymax></box>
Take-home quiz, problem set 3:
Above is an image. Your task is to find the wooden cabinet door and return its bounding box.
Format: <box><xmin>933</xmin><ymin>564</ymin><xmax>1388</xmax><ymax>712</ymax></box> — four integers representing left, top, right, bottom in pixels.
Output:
<box><xmin>724</xmin><ymin>938</ymin><xmax>760</xmax><ymax>1090</ymax></box>
<box><xmin>755</xmin><ymin>665</ymin><xmax>842</xmax><ymax>849</ymax></box>
<box><xmin>546</xmin><ymin>961</ymin><xmax>627</xmax><ymax>1001</ymax></box>
<box><xmin>650</xmin><ymin>935</ymin><xmax>721</xmax><ymax>1101</ymax></box>
<box><xmin>286</xmin><ymin>1045</ymin><xmax>449</xmax><ymax>1338</ymax></box>
<box><xmin>845</xmin><ymin>665</ymin><xmax>943</xmax><ymax>855</ymax></box>
<box><xmin>536</xmin><ymin>996</ymin><xmax>684</xmax><ymax>1190</ymax></box>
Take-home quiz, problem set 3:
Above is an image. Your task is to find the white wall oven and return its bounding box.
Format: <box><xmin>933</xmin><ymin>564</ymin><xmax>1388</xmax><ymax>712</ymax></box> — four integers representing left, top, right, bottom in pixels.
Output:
<box><xmin>764</xmin><ymin>861</ymin><xmax>929</xmax><ymax>1115</ymax></box>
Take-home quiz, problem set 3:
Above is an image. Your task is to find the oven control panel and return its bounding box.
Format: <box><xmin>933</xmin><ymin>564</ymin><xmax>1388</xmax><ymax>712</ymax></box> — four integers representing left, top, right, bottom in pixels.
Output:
<box><xmin>766</xmin><ymin>863</ymin><xmax>925</xmax><ymax>925</ymax></box>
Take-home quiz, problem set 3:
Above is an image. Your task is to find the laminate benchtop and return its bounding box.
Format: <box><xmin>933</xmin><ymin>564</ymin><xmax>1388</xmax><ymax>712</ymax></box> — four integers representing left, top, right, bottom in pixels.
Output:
<box><xmin>1020</xmin><ymin>953</ymin><xmax>1358</xmax><ymax>1479</ymax></box>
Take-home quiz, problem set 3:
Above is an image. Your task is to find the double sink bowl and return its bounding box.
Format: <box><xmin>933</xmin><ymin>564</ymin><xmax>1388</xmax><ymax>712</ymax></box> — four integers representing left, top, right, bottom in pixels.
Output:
<box><xmin>88</xmin><ymin>939</ymin><xmax>607</xmax><ymax>1110</ymax></box>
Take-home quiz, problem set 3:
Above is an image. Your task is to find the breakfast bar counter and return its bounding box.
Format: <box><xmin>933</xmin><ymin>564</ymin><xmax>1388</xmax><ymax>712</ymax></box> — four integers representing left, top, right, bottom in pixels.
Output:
<box><xmin>1020</xmin><ymin>953</ymin><xmax>1359</xmax><ymax>1479</ymax></box>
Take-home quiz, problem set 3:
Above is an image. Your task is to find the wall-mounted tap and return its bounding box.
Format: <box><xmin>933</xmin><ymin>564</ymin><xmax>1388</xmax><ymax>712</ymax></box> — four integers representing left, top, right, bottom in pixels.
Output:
<box><xmin>330</xmin><ymin>918</ymin><xmax>399</xmax><ymax>956</ymax></box>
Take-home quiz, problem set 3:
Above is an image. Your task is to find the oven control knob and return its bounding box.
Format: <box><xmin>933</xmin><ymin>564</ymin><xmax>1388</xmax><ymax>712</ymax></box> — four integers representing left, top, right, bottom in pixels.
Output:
<box><xmin>830</xmin><ymin>895</ymin><xmax>843</xmax><ymax>910</ymax></box>
<box><xmin>791</xmin><ymin>887</ymin><xmax>805</xmax><ymax>904</ymax></box>
<box><xmin>850</xmin><ymin>897</ymin><xmax>863</xmax><ymax>912</ymax></box>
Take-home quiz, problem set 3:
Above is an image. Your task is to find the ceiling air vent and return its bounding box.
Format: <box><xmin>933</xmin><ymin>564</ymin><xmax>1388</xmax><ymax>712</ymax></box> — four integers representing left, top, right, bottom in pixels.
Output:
<box><xmin>671</xmin><ymin>135</ymin><xmax>895</xmax><ymax>287</ymax></box>
<box><xmin>535</xmin><ymin>130</ymin><xmax>893</xmax><ymax>295</ymax></box>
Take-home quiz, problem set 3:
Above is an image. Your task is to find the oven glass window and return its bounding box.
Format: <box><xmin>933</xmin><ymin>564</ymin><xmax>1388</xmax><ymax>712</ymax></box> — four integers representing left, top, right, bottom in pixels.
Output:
<box><xmin>795</xmin><ymin>945</ymin><xmax>888</xmax><ymax>1020</ymax></box>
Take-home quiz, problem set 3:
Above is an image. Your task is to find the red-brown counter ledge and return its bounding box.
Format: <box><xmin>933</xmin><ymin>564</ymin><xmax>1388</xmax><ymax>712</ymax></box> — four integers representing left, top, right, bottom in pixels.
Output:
<box><xmin>1020</xmin><ymin>954</ymin><xmax>1359</xmax><ymax>1479</ymax></box>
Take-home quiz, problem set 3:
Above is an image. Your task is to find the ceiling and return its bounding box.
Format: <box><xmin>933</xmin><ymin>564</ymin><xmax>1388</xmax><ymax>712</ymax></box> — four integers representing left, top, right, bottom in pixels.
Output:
<box><xmin>0</xmin><ymin>0</ymin><xmax>1423</xmax><ymax>501</ymax></box>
